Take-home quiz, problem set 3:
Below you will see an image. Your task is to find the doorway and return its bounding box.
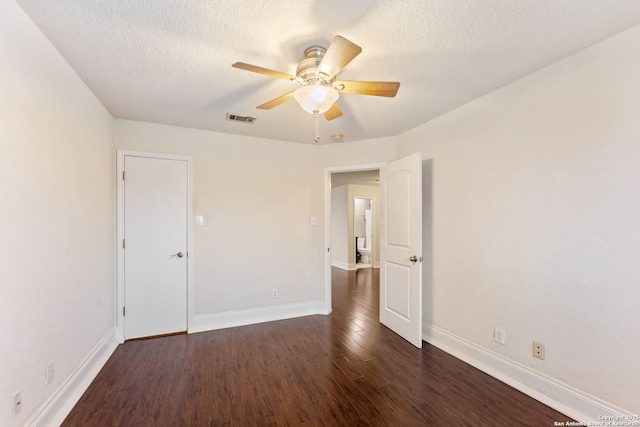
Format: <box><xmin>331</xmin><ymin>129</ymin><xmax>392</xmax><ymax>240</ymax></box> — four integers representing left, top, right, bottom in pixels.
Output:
<box><xmin>329</xmin><ymin>174</ymin><xmax>380</xmax><ymax>271</ymax></box>
<box><xmin>116</xmin><ymin>150</ymin><xmax>193</xmax><ymax>342</ymax></box>
<box><xmin>354</xmin><ymin>197</ymin><xmax>374</xmax><ymax>269</ymax></box>
<box><xmin>323</xmin><ymin>163</ymin><xmax>384</xmax><ymax>314</ymax></box>
<box><xmin>324</xmin><ymin>155</ymin><xmax>427</xmax><ymax>348</ymax></box>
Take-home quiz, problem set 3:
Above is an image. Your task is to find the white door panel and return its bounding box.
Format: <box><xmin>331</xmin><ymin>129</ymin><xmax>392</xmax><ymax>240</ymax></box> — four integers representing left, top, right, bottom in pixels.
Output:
<box><xmin>380</xmin><ymin>153</ymin><xmax>422</xmax><ymax>348</ymax></box>
<box><xmin>385</xmin><ymin>262</ymin><xmax>411</xmax><ymax>319</ymax></box>
<box><xmin>123</xmin><ymin>155</ymin><xmax>188</xmax><ymax>340</ymax></box>
<box><xmin>385</xmin><ymin>172</ymin><xmax>411</xmax><ymax>247</ymax></box>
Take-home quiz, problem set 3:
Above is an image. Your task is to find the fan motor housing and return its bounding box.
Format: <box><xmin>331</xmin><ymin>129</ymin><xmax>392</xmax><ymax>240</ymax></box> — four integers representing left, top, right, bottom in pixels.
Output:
<box><xmin>296</xmin><ymin>46</ymin><xmax>331</xmax><ymax>83</ymax></box>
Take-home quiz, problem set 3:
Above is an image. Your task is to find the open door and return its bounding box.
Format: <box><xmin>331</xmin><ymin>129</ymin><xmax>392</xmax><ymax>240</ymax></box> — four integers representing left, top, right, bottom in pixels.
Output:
<box><xmin>380</xmin><ymin>153</ymin><xmax>422</xmax><ymax>348</ymax></box>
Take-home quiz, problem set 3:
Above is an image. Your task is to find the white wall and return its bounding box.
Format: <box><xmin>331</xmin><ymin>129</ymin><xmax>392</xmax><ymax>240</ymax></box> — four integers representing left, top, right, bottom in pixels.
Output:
<box><xmin>397</xmin><ymin>25</ymin><xmax>640</xmax><ymax>416</ymax></box>
<box><xmin>0</xmin><ymin>1</ymin><xmax>116</xmax><ymax>426</ymax></box>
<box><xmin>113</xmin><ymin>123</ymin><xmax>398</xmax><ymax>328</ymax></box>
<box><xmin>114</xmin><ymin>120</ymin><xmax>328</xmax><ymax>327</ymax></box>
<box><xmin>319</xmin><ymin>137</ymin><xmax>396</xmax><ymax>168</ymax></box>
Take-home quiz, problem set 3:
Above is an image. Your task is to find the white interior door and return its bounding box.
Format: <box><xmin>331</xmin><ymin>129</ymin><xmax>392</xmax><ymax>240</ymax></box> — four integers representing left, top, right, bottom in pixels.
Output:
<box><xmin>379</xmin><ymin>153</ymin><xmax>422</xmax><ymax>348</ymax></box>
<box><xmin>123</xmin><ymin>155</ymin><xmax>188</xmax><ymax>340</ymax></box>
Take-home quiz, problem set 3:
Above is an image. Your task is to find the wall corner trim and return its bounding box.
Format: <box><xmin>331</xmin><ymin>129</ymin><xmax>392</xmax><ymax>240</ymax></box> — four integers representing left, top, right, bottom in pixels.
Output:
<box><xmin>423</xmin><ymin>323</ymin><xmax>631</xmax><ymax>422</ymax></box>
<box><xmin>27</xmin><ymin>328</ymin><xmax>119</xmax><ymax>427</ymax></box>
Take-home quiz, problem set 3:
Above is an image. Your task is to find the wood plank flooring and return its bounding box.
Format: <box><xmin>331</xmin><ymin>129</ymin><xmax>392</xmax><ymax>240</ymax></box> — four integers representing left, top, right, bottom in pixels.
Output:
<box><xmin>63</xmin><ymin>267</ymin><xmax>571</xmax><ymax>426</ymax></box>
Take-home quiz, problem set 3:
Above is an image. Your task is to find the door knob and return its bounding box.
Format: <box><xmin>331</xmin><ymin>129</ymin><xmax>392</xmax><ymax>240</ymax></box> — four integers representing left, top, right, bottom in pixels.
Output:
<box><xmin>410</xmin><ymin>255</ymin><xmax>418</xmax><ymax>262</ymax></box>
<box><xmin>171</xmin><ymin>251</ymin><xmax>184</xmax><ymax>258</ymax></box>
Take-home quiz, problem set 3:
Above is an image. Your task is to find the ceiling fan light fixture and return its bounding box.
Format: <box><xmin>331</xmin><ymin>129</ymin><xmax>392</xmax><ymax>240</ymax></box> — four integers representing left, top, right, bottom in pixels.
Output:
<box><xmin>293</xmin><ymin>85</ymin><xmax>339</xmax><ymax>114</ymax></box>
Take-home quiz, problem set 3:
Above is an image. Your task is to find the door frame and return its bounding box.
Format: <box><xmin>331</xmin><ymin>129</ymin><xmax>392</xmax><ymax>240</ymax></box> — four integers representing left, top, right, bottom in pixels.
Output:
<box><xmin>115</xmin><ymin>150</ymin><xmax>193</xmax><ymax>343</ymax></box>
<box><xmin>323</xmin><ymin>162</ymin><xmax>386</xmax><ymax>315</ymax></box>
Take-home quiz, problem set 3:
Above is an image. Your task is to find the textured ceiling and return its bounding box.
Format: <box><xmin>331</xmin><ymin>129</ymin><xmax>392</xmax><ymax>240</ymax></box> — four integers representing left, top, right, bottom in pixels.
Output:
<box><xmin>15</xmin><ymin>0</ymin><xmax>640</xmax><ymax>144</ymax></box>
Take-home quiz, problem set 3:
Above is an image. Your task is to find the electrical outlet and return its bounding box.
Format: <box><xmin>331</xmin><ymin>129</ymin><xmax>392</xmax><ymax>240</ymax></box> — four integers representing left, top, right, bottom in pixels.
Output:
<box><xmin>533</xmin><ymin>341</ymin><xmax>545</xmax><ymax>360</ymax></box>
<box><xmin>45</xmin><ymin>361</ymin><xmax>54</xmax><ymax>385</ymax></box>
<box><xmin>272</xmin><ymin>288</ymin><xmax>278</xmax><ymax>298</ymax></box>
<box><xmin>494</xmin><ymin>327</ymin><xmax>506</xmax><ymax>345</ymax></box>
<box><xmin>12</xmin><ymin>390</ymin><xmax>22</xmax><ymax>417</ymax></box>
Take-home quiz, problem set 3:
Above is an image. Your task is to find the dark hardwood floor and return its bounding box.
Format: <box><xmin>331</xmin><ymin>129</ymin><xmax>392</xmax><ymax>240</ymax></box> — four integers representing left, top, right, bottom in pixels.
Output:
<box><xmin>63</xmin><ymin>267</ymin><xmax>570</xmax><ymax>426</ymax></box>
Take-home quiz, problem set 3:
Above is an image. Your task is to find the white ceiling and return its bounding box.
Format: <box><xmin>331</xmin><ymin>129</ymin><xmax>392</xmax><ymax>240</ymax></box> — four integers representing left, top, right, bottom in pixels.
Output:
<box><xmin>15</xmin><ymin>0</ymin><xmax>640</xmax><ymax>145</ymax></box>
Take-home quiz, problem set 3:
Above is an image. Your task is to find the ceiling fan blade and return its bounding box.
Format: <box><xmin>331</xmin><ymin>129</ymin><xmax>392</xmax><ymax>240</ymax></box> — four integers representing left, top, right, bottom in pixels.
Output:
<box><xmin>232</xmin><ymin>62</ymin><xmax>296</xmax><ymax>81</ymax></box>
<box><xmin>334</xmin><ymin>80</ymin><xmax>400</xmax><ymax>97</ymax></box>
<box><xmin>256</xmin><ymin>90</ymin><xmax>295</xmax><ymax>110</ymax></box>
<box><xmin>324</xmin><ymin>103</ymin><xmax>343</xmax><ymax>121</ymax></box>
<box><xmin>318</xmin><ymin>36</ymin><xmax>362</xmax><ymax>80</ymax></box>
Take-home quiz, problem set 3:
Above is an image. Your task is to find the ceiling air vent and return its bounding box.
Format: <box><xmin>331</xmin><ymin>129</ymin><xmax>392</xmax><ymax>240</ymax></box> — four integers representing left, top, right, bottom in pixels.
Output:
<box><xmin>226</xmin><ymin>113</ymin><xmax>256</xmax><ymax>124</ymax></box>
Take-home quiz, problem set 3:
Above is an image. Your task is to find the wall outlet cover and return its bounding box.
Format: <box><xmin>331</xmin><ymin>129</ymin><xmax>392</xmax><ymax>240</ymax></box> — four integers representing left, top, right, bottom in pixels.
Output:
<box><xmin>533</xmin><ymin>341</ymin><xmax>545</xmax><ymax>360</ymax></box>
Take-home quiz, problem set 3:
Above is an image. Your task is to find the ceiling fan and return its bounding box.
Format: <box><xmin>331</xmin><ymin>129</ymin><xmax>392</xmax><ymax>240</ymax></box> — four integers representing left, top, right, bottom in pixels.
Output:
<box><xmin>232</xmin><ymin>35</ymin><xmax>400</xmax><ymax>142</ymax></box>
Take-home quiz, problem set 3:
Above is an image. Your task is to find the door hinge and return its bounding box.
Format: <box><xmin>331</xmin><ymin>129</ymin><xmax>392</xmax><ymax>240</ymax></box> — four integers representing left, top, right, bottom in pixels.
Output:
<box><xmin>123</xmin><ymin>306</ymin><xmax>126</xmax><ymax>316</ymax></box>
<box><xmin>122</xmin><ymin>239</ymin><xmax>125</xmax><ymax>249</ymax></box>
<box><xmin>122</xmin><ymin>170</ymin><xmax>126</xmax><ymax>180</ymax></box>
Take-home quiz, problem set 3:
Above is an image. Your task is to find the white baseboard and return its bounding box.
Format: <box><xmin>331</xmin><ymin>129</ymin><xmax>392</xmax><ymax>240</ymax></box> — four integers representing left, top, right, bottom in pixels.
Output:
<box><xmin>189</xmin><ymin>301</ymin><xmax>326</xmax><ymax>334</ymax></box>
<box><xmin>27</xmin><ymin>328</ymin><xmax>119</xmax><ymax>427</ymax></box>
<box><xmin>331</xmin><ymin>260</ymin><xmax>348</xmax><ymax>270</ymax></box>
<box><xmin>331</xmin><ymin>260</ymin><xmax>357</xmax><ymax>270</ymax></box>
<box><xmin>423</xmin><ymin>323</ymin><xmax>631</xmax><ymax>423</ymax></box>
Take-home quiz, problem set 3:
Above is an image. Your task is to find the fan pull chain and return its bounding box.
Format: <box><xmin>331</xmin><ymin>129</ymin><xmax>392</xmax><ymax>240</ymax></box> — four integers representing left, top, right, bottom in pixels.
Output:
<box><xmin>314</xmin><ymin>111</ymin><xmax>320</xmax><ymax>143</ymax></box>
